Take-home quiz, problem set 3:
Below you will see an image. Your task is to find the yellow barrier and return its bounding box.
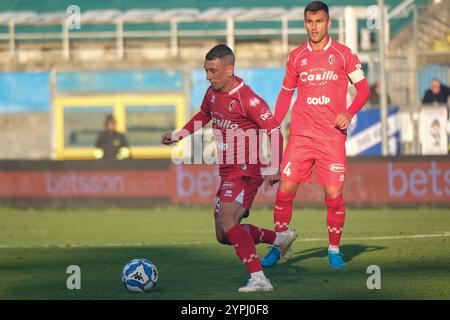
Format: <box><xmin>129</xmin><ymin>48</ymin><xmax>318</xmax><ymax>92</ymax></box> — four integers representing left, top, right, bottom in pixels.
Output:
<box><xmin>54</xmin><ymin>94</ymin><xmax>186</xmax><ymax>160</ymax></box>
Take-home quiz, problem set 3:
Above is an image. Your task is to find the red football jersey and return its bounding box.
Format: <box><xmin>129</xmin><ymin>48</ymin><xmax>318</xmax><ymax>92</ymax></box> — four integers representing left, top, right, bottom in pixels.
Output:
<box><xmin>200</xmin><ymin>76</ymin><xmax>281</xmax><ymax>177</ymax></box>
<box><xmin>282</xmin><ymin>36</ymin><xmax>365</xmax><ymax>141</ymax></box>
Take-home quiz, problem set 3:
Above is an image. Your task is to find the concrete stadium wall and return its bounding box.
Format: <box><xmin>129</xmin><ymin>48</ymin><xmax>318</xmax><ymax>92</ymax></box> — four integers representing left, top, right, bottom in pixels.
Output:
<box><xmin>0</xmin><ymin>113</ymin><xmax>51</xmax><ymax>159</ymax></box>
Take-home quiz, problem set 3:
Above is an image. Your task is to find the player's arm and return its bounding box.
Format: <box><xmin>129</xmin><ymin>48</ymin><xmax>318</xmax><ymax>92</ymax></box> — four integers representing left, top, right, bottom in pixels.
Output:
<box><xmin>266</xmin><ymin>126</ymin><xmax>284</xmax><ymax>182</ymax></box>
<box><xmin>274</xmin><ymin>88</ymin><xmax>295</xmax><ymax>124</ymax></box>
<box><xmin>161</xmin><ymin>90</ymin><xmax>212</xmax><ymax>145</ymax></box>
<box><xmin>244</xmin><ymin>97</ymin><xmax>284</xmax><ymax>186</ymax></box>
<box><xmin>161</xmin><ymin>111</ymin><xmax>211</xmax><ymax>145</ymax></box>
<box><xmin>260</xmin><ymin>127</ymin><xmax>284</xmax><ymax>190</ymax></box>
<box><xmin>335</xmin><ymin>57</ymin><xmax>371</xmax><ymax>130</ymax></box>
<box><xmin>274</xmin><ymin>53</ymin><xmax>298</xmax><ymax>123</ymax></box>
<box><xmin>335</xmin><ymin>79</ymin><xmax>370</xmax><ymax>130</ymax></box>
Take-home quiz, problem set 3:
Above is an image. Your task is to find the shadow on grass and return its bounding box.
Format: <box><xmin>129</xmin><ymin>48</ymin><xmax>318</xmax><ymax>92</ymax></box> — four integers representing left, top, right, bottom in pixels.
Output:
<box><xmin>286</xmin><ymin>243</ymin><xmax>387</xmax><ymax>266</ymax></box>
<box><xmin>0</xmin><ymin>245</ymin><xmax>267</xmax><ymax>300</ymax></box>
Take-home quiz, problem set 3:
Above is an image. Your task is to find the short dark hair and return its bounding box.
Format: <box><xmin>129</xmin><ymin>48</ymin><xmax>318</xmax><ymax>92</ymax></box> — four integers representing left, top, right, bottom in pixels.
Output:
<box><xmin>304</xmin><ymin>1</ymin><xmax>329</xmax><ymax>18</ymax></box>
<box><xmin>105</xmin><ymin>115</ymin><xmax>115</xmax><ymax>124</ymax></box>
<box><xmin>205</xmin><ymin>44</ymin><xmax>235</xmax><ymax>65</ymax></box>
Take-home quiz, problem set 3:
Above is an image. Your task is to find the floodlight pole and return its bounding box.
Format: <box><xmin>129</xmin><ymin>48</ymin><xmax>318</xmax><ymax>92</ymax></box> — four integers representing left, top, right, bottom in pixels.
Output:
<box><xmin>378</xmin><ymin>0</ymin><xmax>389</xmax><ymax>156</ymax></box>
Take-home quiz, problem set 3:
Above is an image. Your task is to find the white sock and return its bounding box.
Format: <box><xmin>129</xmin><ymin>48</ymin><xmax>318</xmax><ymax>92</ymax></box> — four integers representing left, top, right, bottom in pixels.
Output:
<box><xmin>274</xmin><ymin>231</ymin><xmax>288</xmax><ymax>246</ymax></box>
<box><xmin>328</xmin><ymin>245</ymin><xmax>339</xmax><ymax>253</ymax></box>
<box><xmin>251</xmin><ymin>271</ymin><xmax>266</xmax><ymax>280</ymax></box>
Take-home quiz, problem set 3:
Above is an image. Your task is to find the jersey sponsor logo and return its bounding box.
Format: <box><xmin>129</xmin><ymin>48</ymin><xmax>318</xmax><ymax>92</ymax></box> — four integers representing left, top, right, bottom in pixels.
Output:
<box><xmin>329</xmin><ymin>163</ymin><xmax>345</xmax><ymax>173</ymax></box>
<box><xmin>260</xmin><ymin>107</ymin><xmax>274</xmax><ymax>121</ymax></box>
<box><xmin>222</xmin><ymin>182</ymin><xmax>235</xmax><ymax>189</ymax></box>
<box><xmin>299</xmin><ymin>69</ymin><xmax>338</xmax><ymax>85</ymax></box>
<box><xmin>249</xmin><ymin>97</ymin><xmax>260</xmax><ymax>107</ymax></box>
<box><xmin>211</xmin><ymin>112</ymin><xmax>239</xmax><ymax>130</ymax></box>
<box><xmin>306</xmin><ymin>96</ymin><xmax>331</xmax><ymax>105</ymax></box>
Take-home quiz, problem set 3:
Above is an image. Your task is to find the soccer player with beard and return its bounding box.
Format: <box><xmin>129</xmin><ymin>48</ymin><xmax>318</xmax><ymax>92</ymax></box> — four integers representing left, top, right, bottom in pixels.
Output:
<box><xmin>262</xmin><ymin>1</ymin><xmax>370</xmax><ymax>269</ymax></box>
<box><xmin>161</xmin><ymin>44</ymin><xmax>296</xmax><ymax>292</ymax></box>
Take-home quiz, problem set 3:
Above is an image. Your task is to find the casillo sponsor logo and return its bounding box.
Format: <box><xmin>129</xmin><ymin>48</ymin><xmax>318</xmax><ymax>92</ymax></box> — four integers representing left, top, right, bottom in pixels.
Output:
<box><xmin>300</xmin><ymin>70</ymin><xmax>338</xmax><ymax>82</ymax></box>
<box><xmin>329</xmin><ymin>164</ymin><xmax>345</xmax><ymax>173</ymax></box>
<box><xmin>211</xmin><ymin>112</ymin><xmax>239</xmax><ymax>130</ymax></box>
<box><xmin>307</xmin><ymin>96</ymin><xmax>331</xmax><ymax>105</ymax></box>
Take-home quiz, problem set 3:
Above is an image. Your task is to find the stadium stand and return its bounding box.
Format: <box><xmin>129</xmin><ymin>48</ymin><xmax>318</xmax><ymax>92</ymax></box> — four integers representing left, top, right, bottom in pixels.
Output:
<box><xmin>0</xmin><ymin>0</ymin><xmax>433</xmax><ymax>70</ymax></box>
<box><xmin>0</xmin><ymin>0</ymin><xmax>447</xmax><ymax>159</ymax></box>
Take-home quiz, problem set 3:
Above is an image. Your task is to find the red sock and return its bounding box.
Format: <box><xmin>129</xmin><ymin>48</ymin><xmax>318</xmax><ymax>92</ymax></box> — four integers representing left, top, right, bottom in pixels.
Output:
<box><xmin>242</xmin><ymin>224</ymin><xmax>276</xmax><ymax>245</ymax></box>
<box><xmin>227</xmin><ymin>224</ymin><xmax>262</xmax><ymax>273</ymax></box>
<box><xmin>325</xmin><ymin>195</ymin><xmax>346</xmax><ymax>248</ymax></box>
<box><xmin>274</xmin><ymin>190</ymin><xmax>296</xmax><ymax>232</ymax></box>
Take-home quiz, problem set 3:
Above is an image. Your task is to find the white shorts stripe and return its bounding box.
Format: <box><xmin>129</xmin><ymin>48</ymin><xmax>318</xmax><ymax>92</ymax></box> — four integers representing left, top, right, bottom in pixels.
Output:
<box><xmin>235</xmin><ymin>189</ymin><xmax>244</xmax><ymax>205</ymax></box>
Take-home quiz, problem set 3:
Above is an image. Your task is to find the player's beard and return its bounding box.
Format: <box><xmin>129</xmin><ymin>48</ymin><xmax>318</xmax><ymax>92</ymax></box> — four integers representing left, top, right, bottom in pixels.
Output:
<box><xmin>309</xmin><ymin>31</ymin><xmax>327</xmax><ymax>44</ymax></box>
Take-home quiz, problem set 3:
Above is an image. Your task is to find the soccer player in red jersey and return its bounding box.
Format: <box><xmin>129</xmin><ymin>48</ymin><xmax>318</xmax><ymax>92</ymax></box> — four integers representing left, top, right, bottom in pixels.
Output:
<box><xmin>161</xmin><ymin>44</ymin><xmax>295</xmax><ymax>292</ymax></box>
<box><xmin>262</xmin><ymin>1</ymin><xmax>370</xmax><ymax>269</ymax></box>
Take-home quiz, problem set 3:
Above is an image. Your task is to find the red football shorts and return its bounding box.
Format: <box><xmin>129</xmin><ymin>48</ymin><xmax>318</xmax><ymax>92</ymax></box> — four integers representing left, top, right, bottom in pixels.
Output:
<box><xmin>214</xmin><ymin>175</ymin><xmax>263</xmax><ymax>219</ymax></box>
<box><xmin>280</xmin><ymin>135</ymin><xmax>346</xmax><ymax>187</ymax></box>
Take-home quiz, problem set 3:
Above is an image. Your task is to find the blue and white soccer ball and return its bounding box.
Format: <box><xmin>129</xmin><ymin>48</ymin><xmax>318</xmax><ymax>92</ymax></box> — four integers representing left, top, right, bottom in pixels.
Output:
<box><xmin>122</xmin><ymin>258</ymin><xmax>159</xmax><ymax>292</ymax></box>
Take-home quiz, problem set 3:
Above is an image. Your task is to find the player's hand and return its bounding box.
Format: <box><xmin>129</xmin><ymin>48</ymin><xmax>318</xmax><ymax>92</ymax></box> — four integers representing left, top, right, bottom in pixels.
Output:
<box><xmin>262</xmin><ymin>168</ymin><xmax>280</xmax><ymax>192</ymax></box>
<box><xmin>161</xmin><ymin>132</ymin><xmax>178</xmax><ymax>145</ymax></box>
<box><xmin>334</xmin><ymin>112</ymin><xmax>352</xmax><ymax>130</ymax></box>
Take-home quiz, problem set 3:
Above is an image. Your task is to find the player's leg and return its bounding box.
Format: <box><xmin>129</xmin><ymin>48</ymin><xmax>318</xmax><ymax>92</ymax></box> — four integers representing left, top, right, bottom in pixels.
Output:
<box><xmin>261</xmin><ymin>180</ymin><xmax>303</xmax><ymax>268</ymax></box>
<box><xmin>239</xmin><ymin>177</ymin><xmax>277</xmax><ymax>246</ymax></box>
<box><xmin>213</xmin><ymin>177</ymin><xmax>274</xmax><ymax>245</ymax></box>
<box><xmin>262</xmin><ymin>136</ymin><xmax>315</xmax><ymax>267</ymax></box>
<box><xmin>261</xmin><ymin>180</ymin><xmax>299</xmax><ymax>266</ymax></box>
<box><xmin>216</xmin><ymin>201</ymin><xmax>273</xmax><ymax>292</ymax></box>
<box><xmin>274</xmin><ymin>180</ymin><xmax>299</xmax><ymax>233</ymax></box>
<box><xmin>241</xmin><ymin>223</ymin><xmax>276</xmax><ymax>245</ymax></box>
<box><xmin>272</xmin><ymin>136</ymin><xmax>309</xmax><ymax>234</ymax></box>
<box><xmin>316</xmin><ymin>138</ymin><xmax>347</xmax><ymax>268</ymax></box>
<box><xmin>213</xmin><ymin>178</ymin><xmax>272</xmax><ymax>292</ymax></box>
<box><xmin>324</xmin><ymin>184</ymin><xmax>346</xmax><ymax>268</ymax></box>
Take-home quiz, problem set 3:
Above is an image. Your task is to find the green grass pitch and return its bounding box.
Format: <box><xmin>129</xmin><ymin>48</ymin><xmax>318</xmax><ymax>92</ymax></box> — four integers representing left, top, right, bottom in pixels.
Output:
<box><xmin>0</xmin><ymin>206</ymin><xmax>449</xmax><ymax>300</ymax></box>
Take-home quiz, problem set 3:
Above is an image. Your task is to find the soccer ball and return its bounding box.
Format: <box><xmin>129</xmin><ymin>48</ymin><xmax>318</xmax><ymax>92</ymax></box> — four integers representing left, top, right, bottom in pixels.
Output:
<box><xmin>122</xmin><ymin>258</ymin><xmax>159</xmax><ymax>292</ymax></box>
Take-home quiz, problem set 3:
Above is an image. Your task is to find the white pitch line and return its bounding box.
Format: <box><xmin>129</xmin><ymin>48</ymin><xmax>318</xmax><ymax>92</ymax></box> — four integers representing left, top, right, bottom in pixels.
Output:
<box><xmin>299</xmin><ymin>232</ymin><xmax>450</xmax><ymax>242</ymax></box>
<box><xmin>0</xmin><ymin>232</ymin><xmax>448</xmax><ymax>249</ymax></box>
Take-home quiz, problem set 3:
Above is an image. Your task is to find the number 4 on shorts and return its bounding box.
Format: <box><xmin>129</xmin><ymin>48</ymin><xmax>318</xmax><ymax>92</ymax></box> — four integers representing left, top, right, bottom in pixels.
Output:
<box><xmin>283</xmin><ymin>162</ymin><xmax>292</xmax><ymax>177</ymax></box>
